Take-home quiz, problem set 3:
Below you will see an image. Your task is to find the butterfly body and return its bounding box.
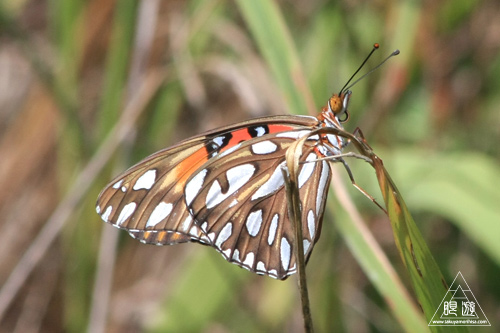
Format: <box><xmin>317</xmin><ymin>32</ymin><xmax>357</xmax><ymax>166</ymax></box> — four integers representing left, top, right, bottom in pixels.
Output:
<box><xmin>97</xmin><ymin>92</ymin><xmax>351</xmax><ymax>279</ymax></box>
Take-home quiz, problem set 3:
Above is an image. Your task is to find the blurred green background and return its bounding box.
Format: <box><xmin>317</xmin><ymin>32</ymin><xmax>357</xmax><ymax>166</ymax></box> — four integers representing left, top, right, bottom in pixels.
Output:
<box><xmin>0</xmin><ymin>0</ymin><xmax>498</xmax><ymax>332</ymax></box>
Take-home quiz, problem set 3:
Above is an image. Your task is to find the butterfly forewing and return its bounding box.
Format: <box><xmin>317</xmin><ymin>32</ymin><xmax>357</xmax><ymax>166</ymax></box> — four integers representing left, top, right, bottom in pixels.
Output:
<box><xmin>184</xmin><ymin>131</ymin><xmax>331</xmax><ymax>279</ymax></box>
<box><xmin>96</xmin><ymin>116</ymin><xmax>320</xmax><ymax>248</ymax></box>
<box><xmin>96</xmin><ymin>139</ymin><xmax>210</xmax><ymax>244</ymax></box>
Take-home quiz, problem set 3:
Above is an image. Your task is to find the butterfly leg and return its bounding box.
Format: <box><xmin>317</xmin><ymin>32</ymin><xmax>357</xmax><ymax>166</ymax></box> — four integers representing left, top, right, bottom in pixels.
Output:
<box><xmin>336</xmin><ymin>157</ymin><xmax>387</xmax><ymax>213</ymax></box>
<box><xmin>352</xmin><ymin>127</ymin><xmax>374</xmax><ymax>150</ymax></box>
<box><xmin>306</xmin><ymin>152</ymin><xmax>387</xmax><ymax>214</ymax></box>
<box><xmin>310</xmin><ymin>152</ymin><xmax>372</xmax><ymax>163</ymax></box>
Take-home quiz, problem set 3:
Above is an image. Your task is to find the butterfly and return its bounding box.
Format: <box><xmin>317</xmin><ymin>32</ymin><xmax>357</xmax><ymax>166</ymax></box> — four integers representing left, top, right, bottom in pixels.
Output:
<box><xmin>96</xmin><ymin>44</ymin><xmax>394</xmax><ymax>280</ymax></box>
<box><xmin>96</xmin><ymin>90</ymin><xmax>350</xmax><ymax>280</ymax></box>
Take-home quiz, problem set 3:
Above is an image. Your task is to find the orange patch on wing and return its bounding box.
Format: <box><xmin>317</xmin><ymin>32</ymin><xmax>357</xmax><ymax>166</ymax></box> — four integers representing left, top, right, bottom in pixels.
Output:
<box><xmin>232</xmin><ymin>128</ymin><xmax>253</xmax><ymax>142</ymax></box>
<box><xmin>220</xmin><ymin>125</ymin><xmax>297</xmax><ymax>153</ymax></box>
<box><xmin>156</xmin><ymin>231</ymin><xmax>167</xmax><ymax>243</ymax></box>
<box><xmin>166</xmin><ymin>232</ymin><xmax>189</xmax><ymax>243</ymax></box>
<box><xmin>171</xmin><ymin>124</ymin><xmax>297</xmax><ymax>191</ymax></box>
<box><xmin>172</xmin><ymin>147</ymin><xmax>210</xmax><ymax>189</ymax></box>
<box><xmin>268</xmin><ymin>124</ymin><xmax>297</xmax><ymax>133</ymax></box>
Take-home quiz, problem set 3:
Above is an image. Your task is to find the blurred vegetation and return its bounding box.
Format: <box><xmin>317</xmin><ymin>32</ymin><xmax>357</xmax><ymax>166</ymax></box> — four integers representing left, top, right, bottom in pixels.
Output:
<box><xmin>0</xmin><ymin>0</ymin><xmax>499</xmax><ymax>332</ymax></box>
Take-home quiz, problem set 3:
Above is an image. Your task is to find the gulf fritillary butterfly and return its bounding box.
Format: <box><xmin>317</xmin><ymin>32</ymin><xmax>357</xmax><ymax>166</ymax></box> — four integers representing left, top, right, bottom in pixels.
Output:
<box><xmin>96</xmin><ymin>44</ymin><xmax>396</xmax><ymax>280</ymax></box>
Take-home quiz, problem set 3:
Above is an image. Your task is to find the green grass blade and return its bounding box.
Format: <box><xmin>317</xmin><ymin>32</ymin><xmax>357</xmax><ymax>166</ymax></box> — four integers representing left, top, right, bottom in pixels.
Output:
<box><xmin>235</xmin><ymin>0</ymin><xmax>315</xmax><ymax>116</ymax></box>
<box><xmin>97</xmin><ymin>0</ymin><xmax>138</xmax><ymax>137</ymax></box>
<box><xmin>373</xmin><ymin>159</ymin><xmax>469</xmax><ymax>333</ymax></box>
<box><xmin>386</xmin><ymin>149</ymin><xmax>500</xmax><ymax>266</ymax></box>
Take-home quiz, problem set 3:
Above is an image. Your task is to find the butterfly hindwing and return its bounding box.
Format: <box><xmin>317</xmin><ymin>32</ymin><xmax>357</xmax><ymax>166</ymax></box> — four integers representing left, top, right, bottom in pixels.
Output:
<box><xmin>184</xmin><ymin>130</ymin><xmax>331</xmax><ymax>279</ymax></box>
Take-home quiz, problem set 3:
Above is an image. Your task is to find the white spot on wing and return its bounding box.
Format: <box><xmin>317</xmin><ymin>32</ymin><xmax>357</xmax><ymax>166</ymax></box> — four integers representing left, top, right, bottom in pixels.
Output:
<box><xmin>112</xmin><ymin>179</ymin><xmax>123</xmax><ymax>189</ymax></box>
<box><xmin>316</xmin><ymin>161</ymin><xmax>330</xmax><ymax>213</ymax></box>
<box><xmin>117</xmin><ymin>202</ymin><xmax>136</xmax><ymax>225</ymax></box>
<box><xmin>185</xmin><ymin>169</ymin><xmax>208</xmax><ymax>206</ymax></box>
<box><xmin>133</xmin><ymin>169</ymin><xmax>156</xmax><ymax>190</ymax></box>
<box><xmin>213</xmin><ymin>136</ymin><xmax>224</xmax><ymax>147</ymax></box>
<box><xmin>232</xmin><ymin>249</ymin><xmax>241</xmax><ymax>262</ymax></box>
<box><xmin>251</xmin><ymin>141</ymin><xmax>277</xmax><ymax>155</ymax></box>
<box><xmin>268</xmin><ymin>214</ymin><xmax>279</xmax><ymax>246</ymax></box>
<box><xmin>243</xmin><ymin>252</ymin><xmax>255</xmax><ymax>268</ymax></box>
<box><xmin>307</xmin><ymin>209</ymin><xmax>315</xmax><ymax>239</ymax></box>
<box><xmin>215</xmin><ymin>222</ymin><xmax>232</xmax><ymax>248</ymax></box>
<box><xmin>222</xmin><ymin>248</ymin><xmax>231</xmax><ymax>258</ymax></box>
<box><xmin>199</xmin><ymin>234</ymin><xmax>210</xmax><ymax>244</ymax></box>
<box><xmin>201</xmin><ymin>221</ymin><xmax>208</xmax><ymax>232</ymax></box>
<box><xmin>280</xmin><ymin>237</ymin><xmax>291</xmax><ymax>271</ymax></box>
<box><xmin>146</xmin><ymin>202</ymin><xmax>173</xmax><ymax>228</ymax></box>
<box><xmin>256</xmin><ymin>261</ymin><xmax>266</xmax><ymax>272</ymax></box>
<box><xmin>180</xmin><ymin>215</ymin><xmax>193</xmax><ymax>232</ymax></box>
<box><xmin>251</xmin><ymin>162</ymin><xmax>285</xmax><ymax>200</ymax></box>
<box><xmin>96</xmin><ymin>205</ymin><xmax>101</xmax><ymax>214</ymax></box>
<box><xmin>205</xmin><ymin>164</ymin><xmax>255</xmax><ymax>209</ymax></box>
<box><xmin>206</xmin><ymin>180</ymin><xmax>222</xmax><ymax>209</ymax></box>
<box><xmin>102</xmin><ymin>206</ymin><xmax>112</xmax><ymax>222</ymax></box>
<box><xmin>189</xmin><ymin>226</ymin><xmax>199</xmax><ymax>237</ymax></box>
<box><xmin>254</xmin><ymin>126</ymin><xmax>267</xmax><ymax>136</ymax></box>
<box><xmin>246</xmin><ymin>210</ymin><xmax>263</xmax><ymax>237</ymax></box>
<box><xmin>303</xmin><ymin>239</ymin><xmax>311</xmax><ymax>254</ymax></box>
<box><xmin>298</xmin><ymin>153</ymin><xmax>316</xmax><ymax>188</ymax></box>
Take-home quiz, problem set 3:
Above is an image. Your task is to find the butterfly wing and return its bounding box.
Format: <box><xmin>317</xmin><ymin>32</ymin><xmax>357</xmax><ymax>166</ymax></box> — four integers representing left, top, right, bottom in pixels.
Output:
<box><xmin>96</xmin><ymin>138</ymin><xmax>210</xmax><ymax>245</ymax></box>
<box><xmin>184</xmin><ymin>130</ymin><xmax>332</xmax><ymax>279</ymax></box>
<box><xmin>96</xmin><ymin>116</ymin><xmax>319</xmax><ymax>247</ymax></box>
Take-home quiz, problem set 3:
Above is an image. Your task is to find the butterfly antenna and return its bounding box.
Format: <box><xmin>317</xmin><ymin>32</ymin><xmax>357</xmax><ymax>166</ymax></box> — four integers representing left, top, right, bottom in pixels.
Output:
<box><xmin>339</xmin><ymin>43</ymin><xmax>380</xmax><ymax>95</ymax></box>
<box><xmin>343</xmin><ymin>48</ymin><xmax>400</xmax><ymax>92</ymax></box>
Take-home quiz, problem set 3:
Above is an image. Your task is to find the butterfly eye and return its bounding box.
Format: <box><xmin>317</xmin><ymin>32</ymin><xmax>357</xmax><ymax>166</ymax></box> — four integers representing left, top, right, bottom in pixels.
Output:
<box><xmin>328</xmin><ymin>96</ymin><xmax>342</xmax><ymax>114</ymax></box>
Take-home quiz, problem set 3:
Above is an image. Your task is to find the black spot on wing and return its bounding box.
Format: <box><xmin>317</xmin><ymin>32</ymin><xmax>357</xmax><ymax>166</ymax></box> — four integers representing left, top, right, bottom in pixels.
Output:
<box><xmin>206</xmin><ymin>133</ymin><xmax>233</xmax><ymax>158</ymax></box>
<box><xmin>248</xmin><ymin>125</ymin><xmax>269</xmax><ymax>138</ymax></box>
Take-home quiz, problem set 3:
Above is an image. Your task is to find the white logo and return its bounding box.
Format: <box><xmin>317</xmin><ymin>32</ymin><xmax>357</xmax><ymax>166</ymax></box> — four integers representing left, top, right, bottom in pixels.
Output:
<box><xmin>429</xmin><ymin>271</ymin><xmax>490</xmax><ymax>326</ymax></box>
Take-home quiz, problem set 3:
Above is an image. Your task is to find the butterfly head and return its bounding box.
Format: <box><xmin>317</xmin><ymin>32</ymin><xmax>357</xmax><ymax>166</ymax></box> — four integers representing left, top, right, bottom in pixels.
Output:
<box><xmin>319</xmin><ymin>90</ymin><xmax>351</xmax><ymax>127</ymax></box>
<box><xmin>328</xmin><ymin>90</ymin><xmax>351</xmax><ymax>123</ymax></box>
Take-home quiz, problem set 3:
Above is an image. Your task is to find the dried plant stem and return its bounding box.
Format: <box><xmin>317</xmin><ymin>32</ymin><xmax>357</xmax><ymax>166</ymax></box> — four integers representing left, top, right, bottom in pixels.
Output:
<box><xmin>283</xmin><ymin>137</ymin><xmax>316</xmax><ymax>332</ymax></box>
<box><xmin>282</xmin><ymin>167</ymin><xmax>314</xmax><ymax>333</ymax></box>
<box><xmin>280</xmin><ymin>125</ymin><xmax>380</xmax><ymax>332</ymax></box>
